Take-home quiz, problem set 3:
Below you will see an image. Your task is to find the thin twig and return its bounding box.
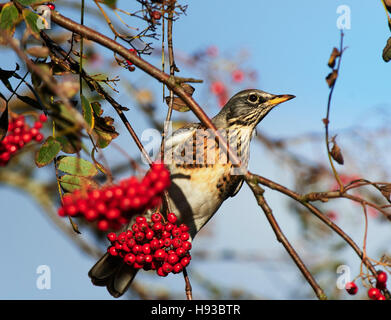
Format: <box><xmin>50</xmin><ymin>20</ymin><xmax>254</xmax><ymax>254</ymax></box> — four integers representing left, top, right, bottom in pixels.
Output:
<box><xmin>245</xmin><ymin>176</ymin><xmax>327</xmax><ymax>300</ymax></box>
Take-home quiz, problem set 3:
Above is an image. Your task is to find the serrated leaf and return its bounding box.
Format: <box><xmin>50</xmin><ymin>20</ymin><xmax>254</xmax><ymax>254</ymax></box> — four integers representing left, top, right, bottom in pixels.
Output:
<box><xmin>0</xmin><ymin>3</ymin><xmax>19</xmax><ymax>32</ymax></box>
<box><xmin>383</xmin><ymin>37</ymin><xmax>391</xmax><ymax>63</ymax></box>
<box><xmin>57</xmin><ymin>156</ymin><xmax>98</xmax><ymax>177</ymax></box>
<box><xmin>0</xmin><ymin>105</ymin><xmax>8</xmax><ymax>141</ymax></box>
<box><xmin>81</xmin><ymin>94</ymin><xmax>94</xmax><ymax>133</ymax></box>
<box><xmin>35</xmin><ymin>136</ymin><xmax>62</xmax><ymax>167</ymax></box>
<box><xmin>59</xmin><ymin>175</ymin><xmax>98</xmax><ymax>192</ymax></box>
<box><xmin>22</xmin><ymin>9</ymin><xmax>41</xmax><ymax>37</ymax></box>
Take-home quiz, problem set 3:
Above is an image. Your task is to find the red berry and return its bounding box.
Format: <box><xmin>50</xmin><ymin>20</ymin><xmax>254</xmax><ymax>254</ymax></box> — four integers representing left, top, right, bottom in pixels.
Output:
<box><xmin>65</xmin><ymin>204</ymin><xmax>78</xmax><ymax>216</ymax></box>
<box><xmin>172</xmin><ymin>238</ymin><xmax>182</xmax><ymax>248</ymax></box>
<box><xmin>106</xmin><ymin>208</ymin><xmax>120</xmax><ymax>220</ymax></box>
<box><xmin>30</xmin><ymin>128</ymin><xmax>39</xmax><ymax>137</ymax></box>
<box><xmin>144</xmin><ymin>254</ymin><xmax>153</xmax><ymax>264</ymax></box>
<box><xmin>175</xmin><ymin>247</ymin><xmax>186</xmax><ymax>257</ymax></box>
<box><xmin>47</xmin><ymin>3</ymin><xmax>55</xmax><ymax>10</ymax></box>
<box><xmin>157</xmin><ymin>267</ymin><xmax>168</xmax><ymax>277</ymax></box>
<box><xmin>124</xmin><ymin>253</ymin><xmax>136</xmax><ymax>265</ymax></box>
<box><xmin>211</xmin><ymin>81</ymin><xmax>225</xmax><ymax>95</ymax></box>
<box><xmin>162</xmin><ymin>262</ymin><xmax>172</xmax><ymax>273</ymax></box>
<box><xmin>152</xmin><ymin>222</ymin><xmax>164</xmax><ymax>232</ymax></box>
<box><xmin>97</xmin><ymin>219</ymin><xmax>109</xmax><ymax>231</ymax></box>
<box><xmin>57</xmin><ymin>207</ymin><xmax>66</xmax><ymax>217</ymax></box>
<box><xmin>377</xmin><ymin>271</ymin><xmax>388</xmax><ymax>284</ymax></box>
<box><xmin>163</xmin><ymin>238</ymin><xmax>172</xmax><ymax>247</ymax></box>
<box><xmin>150</xmin><ymin>239</ymin><xmax>160</xmax><ymax>250</ymax></box>
<box><xmin>33</xmin><ymin>121</ymin><xmax>43</xmax><ymax>129</ymax></box>
<box><xmin>39</xmin><ymin>114</ymin><xmax>48</xmax><ymax>122</ymax></box>
<box><xmin>167</xmin><ymin>253</ymin><xmax>179</xmax><ymax>265</ymax></box>
<box><xmin>145</xmin><ymin>230</ymin><xmax>154</xmax><ymax>240</ymax></box>
<box><xmin>231</xmin><ymin>69</ymin><xmax>244</xmax><ymax>83</ymax></box>
<box><xmin>154</xmin><ymin>249</ymin><xmax>167</xmax><ymax>262</ymax></box>
<box><xmin>165</xmin><ymin>223</ymin><xmax>175</xmax><ymax>232</ymax></box>
<box><xmin>180</xmin><ymin>232</ymin><xmax>190</xmax><ymax>241</ymax></box>
<box><xmin>378</xmin><ymin>294</ymin><xmax>386</xmax><ymax>300</ymax></box>
<box><xmin>182</xmin><ymin>241</ymin><xmax>192</xmax><ymax>251</ymax></box>
<box><xmin>22</xmin><ymin>133</ymin><xmax>32</xmax><ymax>143</ymax></box>
<box><xmin>85</xmin><ymin>209</ymin><xmax>98</xmax><ymax>221</ymax></box>
<box><xmin>172</xmin><ymin>227</ymin><xmax>182</xmax><ymax>237</ymax></box>
<box><xmin>35</xmin><ymin>133</ymin><xmax>44</xmax><ymax>142</ymax></box>
<box><xmin>167</xmin><ymin>212</ymin><xmax>177</xmax><ymax>224</ymax></box>
<box><xmin>181</xmin><ymin>256</ymin><xmax>190</xmax><ymax>267</ymax></box>
<box><xmin>142</xmin><ymin>243</ymin><xmax>151</xmax><ymax>255</ymax></box>
<box><xmin>132</xmin><ymin>244</ymin><xmax>142</xmax><ymax>255</ymax></box>
<box><xmin>136</xmin><ymin>216</ymin><xmax>147</xmax><ymax>224</ymax></box>
<box><xmin>172</xmin><ymin>263</ymin><xmax>183</xmax><ymax>274</ymax></box>
<box><xmin>108</xmin><ymin>246</ymin><xmax>118</xmax><ymax>256</ymax></box>
<box><xmin>107</xmin><ymin>232</ymin><xmax>117</xmax><ymax>242</ymax></box>
<box><xmin>151</xmin><ymin>10</ymin><xmax>161</xmax><ymax>20</ymax></box>
<box><xmin>117</xmin><ymin>232</ymin><xmax>127</xmax><ymax>243</ymax></box>
<box><xmin>345</xmin><ymin>282</ymin><xmax>358</xmax><ymax>295</ymax></box>
<box><xmin>135</xmin><ymin>231</ymin><xmax>145</xmax><ymax>242</ymax></box>
<box><xmin>368</xmin><ymin>288</ymin><xmax>381</xmax><ymax>300</ymax></box>
<box><xmin>151</xmin><ymin>212</ymin><xmax>162</xmax><ymax>223</ymax></box>
<box><xmin>179</xmin><ymin>224</ymin><xmax>189</xmax><ymax>232</ymax></box>
<box><xmin>136</xmin><ymin>254</ymin><xmax>145</xmax><ymax>264</ymax></box>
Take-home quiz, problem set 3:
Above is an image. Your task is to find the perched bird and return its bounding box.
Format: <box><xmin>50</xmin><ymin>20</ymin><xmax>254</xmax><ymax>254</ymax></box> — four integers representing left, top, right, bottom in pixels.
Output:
<box><xmin>88</xmin><ymin>89</ymin><xmax>295</xmax><ymax>297</ymax></box>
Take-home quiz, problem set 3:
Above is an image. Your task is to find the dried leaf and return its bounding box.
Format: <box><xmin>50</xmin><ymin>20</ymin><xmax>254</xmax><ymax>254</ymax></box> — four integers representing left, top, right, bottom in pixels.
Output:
<box><xmin>383</xmin><ymin>37</ymin><xmax>391</xmax><ymax>63</ymax></box>
<box><xmin>165</xmin><ymin>96</ymin><xmax>190</xmax><ymax>112</ymax></box>
<box><xmin>328</xmin><ymin>47</ymin><xmax>340</xmax><ymax>68</ymax></box>
<box><xmin>331</xmin><ymin>141</ymin><xmax>344</xmax><ymax>165</ymax></box>
<box><xmin>326</xmin><ymin>70</ymin><xmax>338</xmax><ymax>88</ymax></box>
<box><xmin>181</xmin><ymin>83</ymin><xmax>195</xmax><ymax>95</ymax></box>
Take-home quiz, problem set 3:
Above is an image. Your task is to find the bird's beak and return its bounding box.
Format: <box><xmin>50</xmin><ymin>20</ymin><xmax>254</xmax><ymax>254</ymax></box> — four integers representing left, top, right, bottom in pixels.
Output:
<box><xmin>267</xmin><ymin>94</ymin><xmax>295</xmax><ymax>107</ymax></box>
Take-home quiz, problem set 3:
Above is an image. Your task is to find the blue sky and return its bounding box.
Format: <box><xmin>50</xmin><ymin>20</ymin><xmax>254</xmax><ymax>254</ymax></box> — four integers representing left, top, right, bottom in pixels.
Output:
<box><xmin>1</xmin><ymin>0</ymin><xmax>390</xmax><ymax>299</ymax></box>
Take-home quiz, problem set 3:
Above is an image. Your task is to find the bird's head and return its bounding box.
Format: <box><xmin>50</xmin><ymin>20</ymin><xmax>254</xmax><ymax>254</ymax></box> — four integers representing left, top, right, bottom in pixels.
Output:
<box><xmin>213</xmin><ymin>89</ymin><xmax>295</xmax><ymax>129</ymax></box>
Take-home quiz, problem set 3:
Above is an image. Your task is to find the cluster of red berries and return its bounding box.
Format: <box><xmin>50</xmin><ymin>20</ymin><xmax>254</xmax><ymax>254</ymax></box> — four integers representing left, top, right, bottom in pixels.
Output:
<box><xmin>58</xmin><ymin>163</ymin><xmax>171</xmax><ymax>231</ymax></box>
<box><xmin>107</xmin><ymin>212</ymin><xmax>192</xmax><ymax>277</ymax></box>
<box><xmin>0</xmin><ymin>114</ymin><xmax>47</xmax><ymax>166</ymax></box>
<box><xmin>346</xmin><ymin>271</ymin><xmax>388</xmax><ymax>300</ymax></box>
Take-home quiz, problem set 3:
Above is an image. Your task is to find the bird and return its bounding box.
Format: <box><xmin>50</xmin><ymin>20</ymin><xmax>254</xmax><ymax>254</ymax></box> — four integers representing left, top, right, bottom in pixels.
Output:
<box><xmin>88</xmin><ymin>89</ymin><xmax>295</xmax><ymax>297</ymax></box>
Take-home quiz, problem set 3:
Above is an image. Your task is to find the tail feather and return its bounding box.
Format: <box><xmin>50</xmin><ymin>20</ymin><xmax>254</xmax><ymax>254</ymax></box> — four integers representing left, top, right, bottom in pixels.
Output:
<box><xmin>88</xmin><ymin>252</ymin><xmax>138</xmax><ymax>298</ymax></box>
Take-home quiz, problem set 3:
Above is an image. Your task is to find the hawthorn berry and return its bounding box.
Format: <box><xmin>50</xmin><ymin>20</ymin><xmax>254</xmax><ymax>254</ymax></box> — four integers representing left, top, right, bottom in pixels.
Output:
<box><xmin>151</xmin><ymin>10</ymin><xmax>161</xmax><ymax>20</ymax></box>
<box><xmin>368</xmin><ymin>288</ymin><xmax>381</xmax><ymax>300</ymax></box>
<box><xmin>345</xmin><ymin>282</ymin><xmax>358</xmax><ymax>295</ymax></box>
<box><xmin>377</xmin><ymin>271</ymin><xmax>388</xmax><ymax>285</ymax></box>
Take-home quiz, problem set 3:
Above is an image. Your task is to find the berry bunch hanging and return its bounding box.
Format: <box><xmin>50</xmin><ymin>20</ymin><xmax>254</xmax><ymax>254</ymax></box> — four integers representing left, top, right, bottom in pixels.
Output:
<box><xmin>345</xmin><ymin>270</ymin><xmax>389</xmax><ymax>300</ymax></box>
<box><xmin>0</xmin><ymin>114</ymin><xmax>47</xmax><ymax>166</ymax></box>
<box><xmin>107</xmin><ymin>212</ymin><xmax>192</xmax><ymax>277</ymax></box>
<box><xmin>58</xmin><ymin>162</ymin><xmax>171</xmax><ymax>231</ymax></box>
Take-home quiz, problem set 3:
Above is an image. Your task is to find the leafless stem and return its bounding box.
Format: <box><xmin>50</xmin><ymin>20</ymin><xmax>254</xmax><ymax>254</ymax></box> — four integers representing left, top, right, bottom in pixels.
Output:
<box><xmin>245</xmin><ymin>175</ymin><xmax>327</xmax><ymax>300</ymax></box>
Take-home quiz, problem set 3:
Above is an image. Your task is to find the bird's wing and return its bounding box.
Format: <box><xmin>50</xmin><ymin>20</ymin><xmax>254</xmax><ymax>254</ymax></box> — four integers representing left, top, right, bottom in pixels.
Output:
<box><xmin>163</xmin><ymin>123</ymin><xmax>202</xmax><ymax>154</ymax></box>
<box><xmin>228</xmin><ymin>178</ymin><xmax>244</xmax><ymax>198</ymax></box>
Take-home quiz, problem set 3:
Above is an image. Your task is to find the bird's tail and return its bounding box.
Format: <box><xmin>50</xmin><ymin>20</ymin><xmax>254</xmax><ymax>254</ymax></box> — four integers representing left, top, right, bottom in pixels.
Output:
<box><xmin>88</xmin><ymin>252</ymin><xmax>138</xmax><ymax>298</ymax></box>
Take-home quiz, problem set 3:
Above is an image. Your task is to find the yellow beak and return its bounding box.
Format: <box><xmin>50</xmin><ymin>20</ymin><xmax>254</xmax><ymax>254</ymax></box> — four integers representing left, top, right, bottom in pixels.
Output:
<box><xmin>267</xmin><ymin>94</ymin><xmax>296</xmax><ymax>106</ymax></box>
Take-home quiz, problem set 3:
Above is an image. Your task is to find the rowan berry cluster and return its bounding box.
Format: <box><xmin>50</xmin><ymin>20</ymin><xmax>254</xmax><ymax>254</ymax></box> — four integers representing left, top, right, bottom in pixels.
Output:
<box><xmin>57</xmin><ymin>163</ymin><xmax>171</xmax><ymax>231</ymax></box>
<box><xmin>0</xmin><ymin>114</ymin><xmax>47</xmax><ymax>166</ymax></box>
<box><xmin>345</xmin><ymin>271</ymin><xmax>388</xmax><ymax>300</ymax></box>
<box><xmin>107</xmin><ymin>212</ymin><xmax>192</xmax><ymax>277</ymax></box>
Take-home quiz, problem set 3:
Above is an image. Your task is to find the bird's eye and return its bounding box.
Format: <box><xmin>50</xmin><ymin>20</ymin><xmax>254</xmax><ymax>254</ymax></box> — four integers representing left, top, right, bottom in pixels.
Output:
<box><xmin>248</xmin><ymin>94</ymin><xmax>258</xmax><ymax>103</ymax></box>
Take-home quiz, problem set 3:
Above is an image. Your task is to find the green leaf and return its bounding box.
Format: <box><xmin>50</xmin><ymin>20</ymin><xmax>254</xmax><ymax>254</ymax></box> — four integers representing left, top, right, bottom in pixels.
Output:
<box><xmin>57</xmin><ymin>156</ymin><xmax>98</xmax><ymax>177</ymax></box>
<box><xmin>59</xmin><ymin>175</ymin><xmax>98</xmax><ymax>192</ymax></box>
<box><xmin>0</xmin><ymin>3</ymin><xmax>19</xmax><ymax>31</ymax></box>
<box><xmin>81</xmin><ymin>94</ymin><xmax>94</xmax><ymax>134</ymax></box>
<box><xmin>35</xmin><ymin>136</ymin><xmax>62</xmax><ymax>167</ymax></box>
<box><xmin>16</xmin><ymin>0</ymin><xmax>44</xmax><ymax>5</ymax></box>
<box><xmin>383</xmin><ymin>37</ymin><xmax>391</xmax><ymax>62</ymax></box>
<box><xmin>22</xmin><ymin>9</ymin><xmax>41</xmax><ymax>37</ymax></box>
